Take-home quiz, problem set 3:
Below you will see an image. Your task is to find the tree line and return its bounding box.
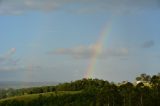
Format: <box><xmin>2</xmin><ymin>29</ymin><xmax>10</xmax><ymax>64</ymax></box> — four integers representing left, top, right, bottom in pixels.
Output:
<box><xmin>0</xmin><ymin>73</ymin><xmax>159</xmax><ymax>106</ymax></box>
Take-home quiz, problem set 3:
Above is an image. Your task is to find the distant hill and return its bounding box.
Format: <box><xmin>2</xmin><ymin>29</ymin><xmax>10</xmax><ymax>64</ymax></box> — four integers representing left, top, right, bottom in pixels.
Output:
<box><xmin>0</xmin><ymin>81</ymin><xmax>59</xmax><ymax>89</ymax></box>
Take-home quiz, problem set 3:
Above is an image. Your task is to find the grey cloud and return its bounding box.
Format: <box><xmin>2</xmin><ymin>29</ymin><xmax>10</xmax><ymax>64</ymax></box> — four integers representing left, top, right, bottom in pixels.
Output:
<box><xmin>142</xmin><ymin>40</ymin><xmax>155</xmax><ymax>48</ymax></box>
<box><xmin>0</xmin><ymin>0</ymin><xmax>159</xmax><ymax>15</ymax></box>
<box><xmin>0</xmin><ymin>48</ymin><xmax>16</xmax><ymax>64</ymax></box>
<box><xmin>49</xmin><ymin>45</ymin><xmax>129</xmax><ymax>59</ymax></box>
<box><xmin>0</xmin><ymin>48</ymin><xmax>16</xmax><ymax>62</ymax></box>
<box><xmin>100</xmin><ymin>0</ymin><xmax>160</xmax><ymax>11</ymax></box>
<box><xmin>0</xmin><ymin>0</ymin><xmax>61</xmax><ymax>15</ymax></box>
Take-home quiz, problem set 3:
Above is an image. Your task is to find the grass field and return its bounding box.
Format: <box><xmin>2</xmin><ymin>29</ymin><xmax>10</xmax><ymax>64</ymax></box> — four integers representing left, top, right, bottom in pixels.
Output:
<box><xmin>0</xmin><ymin>91</ymin><xmax>81</xmax><ymax>103</ymax></box>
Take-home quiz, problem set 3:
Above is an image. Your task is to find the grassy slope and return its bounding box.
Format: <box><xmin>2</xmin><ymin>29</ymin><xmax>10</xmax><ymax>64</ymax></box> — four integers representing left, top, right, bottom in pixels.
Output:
<box><xmin>0</xmin><ymin>91</ymin><xmax>81</xmax><ymax>103</ymax></box>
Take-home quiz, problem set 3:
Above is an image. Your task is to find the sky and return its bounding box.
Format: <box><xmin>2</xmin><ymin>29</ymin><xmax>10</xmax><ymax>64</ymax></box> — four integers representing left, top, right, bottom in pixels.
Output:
<box><xmin>0</xmin><ymin>0</ymin><xmax>160</xmax><ymax>82</ymax></box>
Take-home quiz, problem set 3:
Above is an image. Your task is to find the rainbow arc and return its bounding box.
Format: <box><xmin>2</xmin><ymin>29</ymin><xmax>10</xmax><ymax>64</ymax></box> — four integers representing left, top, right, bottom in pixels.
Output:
<box><xmin>84</xmin><ymin>19</ymin><xmax>112</xmax><ymax>78</ymax></box>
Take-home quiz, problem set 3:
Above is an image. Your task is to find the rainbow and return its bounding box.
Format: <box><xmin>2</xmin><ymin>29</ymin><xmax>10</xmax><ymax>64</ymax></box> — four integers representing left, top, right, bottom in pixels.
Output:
<box><xmin>84</xmin><ymin>20</ymin><xmax>112</xmax><ymax>78</ymax></box>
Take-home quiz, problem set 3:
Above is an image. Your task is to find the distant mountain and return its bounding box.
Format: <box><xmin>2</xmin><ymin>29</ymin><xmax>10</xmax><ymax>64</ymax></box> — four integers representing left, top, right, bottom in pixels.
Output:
<box><xmin>0</xmin><ymin>81</ymin><xmax>59</xmax><ymax>89</ymax></box>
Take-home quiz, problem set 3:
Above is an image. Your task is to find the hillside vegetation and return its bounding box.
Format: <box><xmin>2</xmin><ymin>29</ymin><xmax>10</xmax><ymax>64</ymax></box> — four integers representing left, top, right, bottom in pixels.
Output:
<box><xmin>0</xmin><ymin>73</ymin><xmax>159</xmax><ymax>106</ymax></box>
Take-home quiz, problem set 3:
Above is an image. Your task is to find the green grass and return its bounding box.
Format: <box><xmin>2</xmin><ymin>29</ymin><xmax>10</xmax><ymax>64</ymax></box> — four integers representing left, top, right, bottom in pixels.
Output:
<box><xmin>0</xmin><ymin>91</ymin><xmax>81</xmax><ymax>103</ymax></box>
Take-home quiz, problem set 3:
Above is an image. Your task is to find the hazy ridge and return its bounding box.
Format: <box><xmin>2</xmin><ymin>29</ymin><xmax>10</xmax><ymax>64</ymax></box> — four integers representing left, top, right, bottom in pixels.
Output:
<box><xmin>0</xmin><ymin>81</ymin><xmax>59</xmax><ymax>89</ymax></box>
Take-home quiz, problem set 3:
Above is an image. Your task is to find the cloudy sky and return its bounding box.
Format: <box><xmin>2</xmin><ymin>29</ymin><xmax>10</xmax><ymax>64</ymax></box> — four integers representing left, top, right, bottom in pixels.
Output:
<box><xmin>0</xmin><ymin>0</ymin><xmax>160</xmax><ymax>82</ymax></box>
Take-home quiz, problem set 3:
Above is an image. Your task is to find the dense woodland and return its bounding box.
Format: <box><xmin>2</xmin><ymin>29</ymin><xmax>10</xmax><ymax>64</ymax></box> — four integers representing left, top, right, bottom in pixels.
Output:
<box><xmin>0</xmin><ymin>73</ymin><xmax>159</xmax><ymax>106</ymax></box>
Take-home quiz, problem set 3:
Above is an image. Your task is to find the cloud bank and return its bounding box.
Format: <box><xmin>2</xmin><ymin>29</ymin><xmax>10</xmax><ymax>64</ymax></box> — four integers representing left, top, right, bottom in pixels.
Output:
<box><xmin>0</xmin><ymin>0</ymin><xmax>159</xmax><ymax>15</ymax></box>
<box><xmin>49</xmin><ymin>45</ymin><xmax>129</xmax><ymax>59</ymax></box>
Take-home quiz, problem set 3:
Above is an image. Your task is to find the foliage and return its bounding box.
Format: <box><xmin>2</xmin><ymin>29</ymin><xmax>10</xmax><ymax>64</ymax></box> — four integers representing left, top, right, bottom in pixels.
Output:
<box><xmin>0</xmin><ymin>73</ymin><xmax>159</xmax><ymax>106</ymax></box>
